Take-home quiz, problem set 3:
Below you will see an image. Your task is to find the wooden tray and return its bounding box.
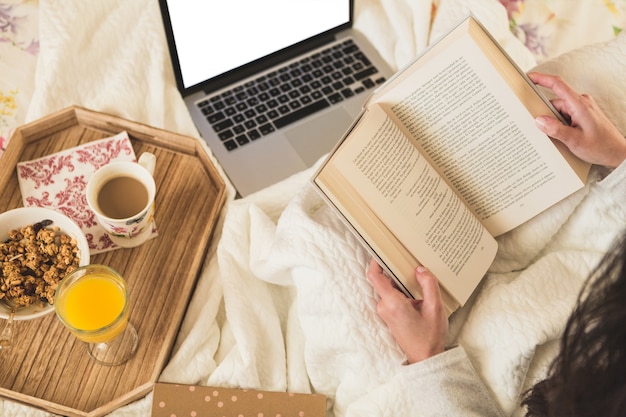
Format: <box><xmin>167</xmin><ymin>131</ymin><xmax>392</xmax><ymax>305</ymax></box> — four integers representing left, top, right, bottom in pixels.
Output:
<box><xmin>0</xmin><ymin>107</ymin><xmax>227</xmax><ymax>416</ymax></box>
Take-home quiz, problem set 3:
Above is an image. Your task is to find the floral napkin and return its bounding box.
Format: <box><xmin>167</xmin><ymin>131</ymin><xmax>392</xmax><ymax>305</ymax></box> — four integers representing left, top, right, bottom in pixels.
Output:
<box><xmin>16</xmin><ymin>131</ymin><xmax>158</xmax><ymax>254</ymax></box>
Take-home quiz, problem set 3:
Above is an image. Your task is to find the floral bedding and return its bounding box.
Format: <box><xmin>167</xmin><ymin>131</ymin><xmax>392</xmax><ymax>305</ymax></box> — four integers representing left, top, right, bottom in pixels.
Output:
<box><xmin>501</xmin><ymin>0</ymin><xmax>626</xmax><ymax>62</ymax></box>
<box><xmin>0</xmin><ymin>0</ymin><xmax>625</xmax><ymax>159</ymax></box>
<box><xmin>0</xmin><ymin>1</ymin><xmax>38</xmax><ymax>157</ymax></box>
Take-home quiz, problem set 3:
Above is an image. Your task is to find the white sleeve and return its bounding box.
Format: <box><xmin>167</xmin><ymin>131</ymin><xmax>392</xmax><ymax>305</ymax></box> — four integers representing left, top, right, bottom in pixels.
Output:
<box><xmin>597</xmin><ymin>159</ymin><xmax>626</xmax><ymax>197</ymax></box>
<box><xmin>397</xmin><ymin>346</ymin><xmax>507</xmax><ymax>417</ymax></box>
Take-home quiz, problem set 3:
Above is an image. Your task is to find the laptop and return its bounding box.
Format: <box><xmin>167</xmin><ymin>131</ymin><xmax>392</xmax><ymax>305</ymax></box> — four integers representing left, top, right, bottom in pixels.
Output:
<box><xmin>158</xmin><ymin>0</ymin><xmax>393</xmax><ymax>197</ymax></box>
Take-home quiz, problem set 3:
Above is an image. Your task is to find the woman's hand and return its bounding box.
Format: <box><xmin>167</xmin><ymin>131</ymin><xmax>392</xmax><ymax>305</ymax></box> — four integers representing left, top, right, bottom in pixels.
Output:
<box><xmin>528</xmin><ymin>72</ymin><xmax>626</xmax><ymax>169</ymax></box>
<box><xmin>366</xmin><ymin>259</ymin><xmax>448</xmax><ymax>364</ymax></box>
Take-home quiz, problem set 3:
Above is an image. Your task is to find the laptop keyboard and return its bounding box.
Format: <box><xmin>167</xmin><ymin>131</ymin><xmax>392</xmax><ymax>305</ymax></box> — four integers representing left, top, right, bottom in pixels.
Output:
<box><xmin>196</xmin><ymin>38</ymin><xmax>387</xmax><ymax>152</ymax></box>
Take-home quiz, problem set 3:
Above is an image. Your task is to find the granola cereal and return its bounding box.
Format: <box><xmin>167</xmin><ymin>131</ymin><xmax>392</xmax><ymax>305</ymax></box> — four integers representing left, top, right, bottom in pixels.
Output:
<box><xmin>0</xmin><ymin>220</ymin><xmax>81</xmax><ymax>308</ymax></box>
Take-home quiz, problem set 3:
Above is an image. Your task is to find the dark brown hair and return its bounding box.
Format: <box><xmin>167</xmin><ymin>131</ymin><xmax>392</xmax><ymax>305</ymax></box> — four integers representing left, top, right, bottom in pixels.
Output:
<box><xmin>523</xmin><ymin>233</ymin><xmax>626</xmax><ymax>416</ymax></box>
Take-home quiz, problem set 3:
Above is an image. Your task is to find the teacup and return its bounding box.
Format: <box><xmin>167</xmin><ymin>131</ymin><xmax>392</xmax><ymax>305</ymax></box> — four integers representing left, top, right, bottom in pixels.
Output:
<box><xmin>86</xmin><ymin>152</ymin><xmax>156</xmax><ymax>248</ymax></box>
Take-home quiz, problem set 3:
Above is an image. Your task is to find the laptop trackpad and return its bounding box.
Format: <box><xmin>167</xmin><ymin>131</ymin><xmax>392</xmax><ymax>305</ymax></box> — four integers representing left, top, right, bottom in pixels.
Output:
<box><xmin>285</xmin><ymin>109</ymin><xmax>354</xmax><ymax>166</ymax></box>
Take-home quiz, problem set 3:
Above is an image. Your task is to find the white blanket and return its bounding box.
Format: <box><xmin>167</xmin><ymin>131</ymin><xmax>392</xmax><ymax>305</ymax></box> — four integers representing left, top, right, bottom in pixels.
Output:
<box><xmin>4</xmin><ymin>0</ymin><xmax>626</xmax><ymax>416</ymax></box>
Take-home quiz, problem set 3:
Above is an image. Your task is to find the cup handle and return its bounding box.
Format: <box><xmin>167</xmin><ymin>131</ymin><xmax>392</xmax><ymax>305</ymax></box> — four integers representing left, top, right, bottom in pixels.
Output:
<box><xmin>138</xmin><ymin>152</ymin><xmax>156</xmax><ymax>175</ymax></box>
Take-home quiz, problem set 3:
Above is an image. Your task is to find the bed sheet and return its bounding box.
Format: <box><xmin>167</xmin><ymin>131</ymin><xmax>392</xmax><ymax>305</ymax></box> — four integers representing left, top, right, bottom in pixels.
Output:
<box><xmin>0</xmin><ymin>1</ymin><xmax>39</xmax><ymax>157</ymax></box>
<box><xmin>1</xmin><ymin>1</ymin><xmax>626</xmax><ymax>417</ymax></box>
<box><xmin>502</xmin><ymin>0</ymin><xmax>626</xmax><ymax>63</ymax></box>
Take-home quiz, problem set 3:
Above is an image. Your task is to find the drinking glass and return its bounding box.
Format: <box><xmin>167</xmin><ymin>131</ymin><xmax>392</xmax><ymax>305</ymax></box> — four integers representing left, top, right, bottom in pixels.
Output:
<box><xmin>54</xmin><ymin>264</ymin><xmax>138</xmax><ymax>366</ymax></box>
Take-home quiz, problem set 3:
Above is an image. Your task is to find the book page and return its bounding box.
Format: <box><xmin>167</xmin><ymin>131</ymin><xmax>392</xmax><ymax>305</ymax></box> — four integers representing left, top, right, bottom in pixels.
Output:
<box><xmin>371</xmin><ymin>19</ymin><xmax>587</xmax><ymax>236</ymax></box>
<box><xmin>325</xmin><ymin>105</ymin><xmax>497</xmax><ymax>304</ymax></box>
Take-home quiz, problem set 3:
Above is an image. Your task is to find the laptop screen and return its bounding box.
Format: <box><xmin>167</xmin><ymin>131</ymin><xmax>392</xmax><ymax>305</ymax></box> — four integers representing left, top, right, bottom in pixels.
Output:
<box><xmin>164</xmin><ymin>0</ymin><xmax>352</xmax><ymax>91</ymax></box>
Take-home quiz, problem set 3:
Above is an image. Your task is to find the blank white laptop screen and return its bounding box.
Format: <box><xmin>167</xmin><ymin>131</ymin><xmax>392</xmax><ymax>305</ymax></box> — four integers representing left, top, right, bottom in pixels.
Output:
<box><xmin>166</xmin><ymin>0</ymin><xmax>351</xmax><ymax>90</ymax></box>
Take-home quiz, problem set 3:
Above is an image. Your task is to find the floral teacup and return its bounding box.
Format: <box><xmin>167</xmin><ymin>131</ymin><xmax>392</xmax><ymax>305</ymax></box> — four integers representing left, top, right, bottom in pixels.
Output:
<box><xmin>86</xmin><ymin>153</ymin><xmax>156</xmax><ymax>248</ymax></box>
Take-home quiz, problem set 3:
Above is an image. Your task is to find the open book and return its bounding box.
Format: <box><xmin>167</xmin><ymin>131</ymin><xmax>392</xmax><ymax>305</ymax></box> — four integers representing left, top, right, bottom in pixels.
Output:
<box><xmin>311</xmin><ymin>15</ymin><xmax>590</xmax><ymax>315</ymax></box>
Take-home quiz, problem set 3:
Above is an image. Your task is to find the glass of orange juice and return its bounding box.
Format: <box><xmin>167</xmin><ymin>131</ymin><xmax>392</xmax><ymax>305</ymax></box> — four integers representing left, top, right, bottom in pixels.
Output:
<box><xmin>54</xmin><ymin>264</ymin><xmax>138</xmax><ymax>366</ymax></box>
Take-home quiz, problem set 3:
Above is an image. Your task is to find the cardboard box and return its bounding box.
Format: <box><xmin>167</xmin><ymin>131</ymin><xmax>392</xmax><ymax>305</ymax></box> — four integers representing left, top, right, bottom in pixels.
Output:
<box><xmin>151</xmin><ymin>383</ymin><xmax>327</xmax><ymax>417</ymax></box>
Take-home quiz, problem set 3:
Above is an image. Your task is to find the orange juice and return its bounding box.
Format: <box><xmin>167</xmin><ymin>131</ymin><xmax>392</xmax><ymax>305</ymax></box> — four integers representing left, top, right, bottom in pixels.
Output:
<box><xmin>56</xmin><ymin>269</ymin><xmax>129</xmax><ymax>344</ymax></box>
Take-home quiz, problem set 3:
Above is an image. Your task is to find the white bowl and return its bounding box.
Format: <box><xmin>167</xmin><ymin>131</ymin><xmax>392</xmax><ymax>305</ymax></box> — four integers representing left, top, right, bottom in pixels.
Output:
<box><xmin>0</xmin><ymin>207</ymin><xmax>90</xmax><ymax>320</ymax></box>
